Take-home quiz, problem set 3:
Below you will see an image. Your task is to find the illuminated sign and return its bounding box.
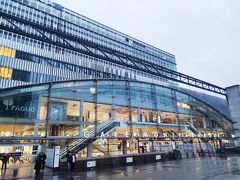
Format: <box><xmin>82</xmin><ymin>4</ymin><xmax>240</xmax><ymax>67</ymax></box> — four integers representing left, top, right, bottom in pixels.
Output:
<box><xmin>126</xmin><ymin>157</ymin><xmax>133</xmax><ymax>163</ymax></box>
<box><xmin>155</xmin><ymin>155</ymin><xmax>161</xmax><ymax>160</ymax></box>
<box><xmin>3</xmin><ymin>98</ymin><xmax>35</xmax><ymax>112</ymax></box>
<box><xmin>87</xmin><ymin>161</ymin><xmax>96</xmax><ymax>168</ymax></box>
<box><xmin>54</xmin><ymin>146</ymin><xmax>60</xmax><ymax>168</ymax></box>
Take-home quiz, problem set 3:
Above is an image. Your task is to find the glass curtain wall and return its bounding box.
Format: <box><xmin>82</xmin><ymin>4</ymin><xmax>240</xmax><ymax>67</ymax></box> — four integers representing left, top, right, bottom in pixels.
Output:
<box><xmin>0</xmin><ymin>79</ymin><xmax>232</xmax><ymax>157</ymax></box>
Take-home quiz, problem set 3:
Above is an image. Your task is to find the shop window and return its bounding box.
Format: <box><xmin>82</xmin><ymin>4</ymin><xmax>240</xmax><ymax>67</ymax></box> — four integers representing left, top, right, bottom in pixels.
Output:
<box><xmin>67</xmin><ymin>100</ymin><xmax>80</xmax><ymax>121</ymax></box>
<box><xmin>193</xmin><ymin>116</ymin><xmax>205</xmax><ymax>128</ymax></box>
<box><xmin>141</xmin><ymin>109</ymin><xmax>156</xmax><ymax>123</ymax></box>
<box><xmin>177</xmin><ymin>102</ymin><xmax>191</xmax><ymax>109</ymax></box>
<box><xmin>83</xmin><ymin>102</ymin><xmax>95</xmax><ymax>122</ymax></box>
<box><xmin>160</xmin><ymin>112</ymin><xmax>177</xmax><ymax>124</ymax></box>
<box><xmin>116</xmin><ymin>106</ymin><xmax>129</xmax><ymax>122</ymax></box>
<box><xmin>97</xmin><ymin>104</ymin><xmax>111</xmax><ymax>122</ymax></box>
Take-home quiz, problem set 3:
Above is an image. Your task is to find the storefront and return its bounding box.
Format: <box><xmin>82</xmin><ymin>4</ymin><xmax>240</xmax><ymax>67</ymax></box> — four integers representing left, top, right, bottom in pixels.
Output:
<box><xmin>0</xmin><ymin>79</ymin><xmax>233</xmax><ymax>160</ymax></box>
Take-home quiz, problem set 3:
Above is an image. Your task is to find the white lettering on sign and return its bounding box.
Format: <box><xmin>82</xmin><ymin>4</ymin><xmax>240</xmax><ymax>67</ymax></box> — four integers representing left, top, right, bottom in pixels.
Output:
<box><xmin>54</xmin><ymin>146</ymin><xmax>60</xmax><ymax>168</ymax></box>
<box><xmin>9</xmin><ymin>105</ymin><xmax>35</xmax><ymax>112</ymax></box>
<box><xmin>126</xmin><ymin>157</ymin><xmax>133</xmax><ymax>163</ymax></box>
<box><xmin>84</xmin><ymin>131</ymin><xmax>90</xmax><ymax>138</ymax></box>
<box><xmin>87</xmin><ymin>161</ymin><xmax>96</xmax><ymax>168</ymax></box>
<box><xmin>155</xmin><ymin>155</ymin><xmax>161</xmax><ymax>160</ymax></box>
<box><xmin>3</xmin><ymin>98</ymin><xmax>35</xmax><ymax>112</ymax></box>
<box><xmin>99</xmin><ymin>132</ymin><xmax>107</xmax><ymax>145</ymax></box>
<box><xmin>143</xmin><ymin>132</ymin><xmax>148</xmax><ymax>137</ymax></box>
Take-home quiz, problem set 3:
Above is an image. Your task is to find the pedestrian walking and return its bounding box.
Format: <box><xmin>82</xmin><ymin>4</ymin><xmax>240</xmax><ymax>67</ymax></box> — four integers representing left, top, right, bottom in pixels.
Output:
<box><xmin>34</xmin><ymin>153</ymin><xmax>42</xmax><ymax>175</ymax></box>
<box><xmin>71</xmin><ymin>153</ymin><xmax>76</xmax><ymax>172</ymax></box>
<box><xmin>1</xmin><ymin>154</ymin><xmax>9</xmax><ymax>170</ymax></box>
<box><xmin>67</xmin><ymin>152</ymin><xmax>76</xmax><ymax>172</ymax></box>
<box><xmin>67</xmin><ymin>152</ymin><xmax>72</xmax><ymax>172</ymax></box>
<box><xmin>41</xmin><ymin>152</ymin><xmax>47</xmax><ymax>170</ymax></box>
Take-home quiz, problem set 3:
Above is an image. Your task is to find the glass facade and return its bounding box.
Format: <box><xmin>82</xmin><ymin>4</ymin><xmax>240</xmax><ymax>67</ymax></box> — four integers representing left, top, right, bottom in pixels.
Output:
<box><xmin>0</xmin><ymin>0</ymin><xmax>233</xmax><ymax>163</ymax></box>
<box><xmin>0</xmin><ymin>79</ymin><xmax>232</xmax><ymax>159</ymax></box>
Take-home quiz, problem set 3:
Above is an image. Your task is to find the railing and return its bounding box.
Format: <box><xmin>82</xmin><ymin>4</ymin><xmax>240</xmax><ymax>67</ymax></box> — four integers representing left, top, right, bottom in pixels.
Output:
<box><xmin>186</xmin><ymin>122</ymin><xmax>200</xmax><ymax>136</ymax></box>
<box><xmin>60</xmin><ymin>120</ymin><xmax>120</xmax><ymax>158</ymax></box>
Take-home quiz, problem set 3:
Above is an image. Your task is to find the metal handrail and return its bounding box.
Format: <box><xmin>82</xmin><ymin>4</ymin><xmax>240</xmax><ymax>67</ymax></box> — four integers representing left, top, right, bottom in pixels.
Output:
<box><xmin>60</xmin><ymin>120</ymin><xmax>119</xmax><ymax>157</ymax></box>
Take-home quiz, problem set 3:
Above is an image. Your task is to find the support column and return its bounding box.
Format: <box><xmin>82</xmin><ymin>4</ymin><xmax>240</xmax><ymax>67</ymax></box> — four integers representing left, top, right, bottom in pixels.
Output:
<box><xmin>202</xmin><ymin>117</ymin><xmax>206</xmax><ymax>129</ymax></box>
<box><xmin>151</xmin><ymin>140</ymin><xmax>154</xmax><ymax>152</ymax></box>
<box><xmin>190</xmin><ymin>115</ymin><xmax>194</xmax><ymax>125</ymax></box>
<box><xmin>111</xmin><ymin>104</ymin><xmax>116</xmax><ymax>121</ymax></box>
<box><xmin>87</xmin><ymin>142</ymin><xmax>93</xmax><ymax>157</ymax></box>
<box><xmin>107</xmin><ymin>139</ymin><xmax>110</xmax><ymax>156</ymax></box>
<box><xmin>34</xmin><ymin>95</ymin><xmax>42</xmax><ymax>137</ymax></box>
<box><xmin>137</xmin><ymin>139</ymin><xmax>140</xmax><ymax>153</ymax></box>
<box><xmin>79</xmin><ymin>100</ymin><xmax>83</xmax><ymax>136</ymax></box>
<box><xmin>122</xmin><ymin>139</ymin><xmax>127</xmax><ymax>155</ymax></box>
<box><xmin>137</xmin><ymin>107</ymin><xmax>141</xmax><ymax>122</ymax></box>
<box><xmin>157</xmin><ymin>112</ymin><xmax>161</xmax><ymax>124</ymax></box>
<box><xmin>34</xmin><ymin>122</ymin><xmax>39</xmax><ymax>137</ymax></box>
<box><xmin>226</xmin><ymin>85</ymin><xmax>240</xmax><ymax>145</ymax></box>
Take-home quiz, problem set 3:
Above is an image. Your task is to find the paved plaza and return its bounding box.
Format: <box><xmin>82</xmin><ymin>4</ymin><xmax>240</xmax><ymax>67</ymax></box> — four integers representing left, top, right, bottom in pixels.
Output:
<box><xmin>0</xmin><ymin>156</ymin><xmax>240</xmax><ymax>180</ymax></box>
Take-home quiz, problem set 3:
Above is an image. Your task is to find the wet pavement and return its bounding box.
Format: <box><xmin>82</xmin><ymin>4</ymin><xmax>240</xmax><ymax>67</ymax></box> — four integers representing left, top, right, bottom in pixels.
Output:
<box><xmin>1</xmin><ymin>156</ymin><xmax>240</xmax><ymax>180</ymax></box>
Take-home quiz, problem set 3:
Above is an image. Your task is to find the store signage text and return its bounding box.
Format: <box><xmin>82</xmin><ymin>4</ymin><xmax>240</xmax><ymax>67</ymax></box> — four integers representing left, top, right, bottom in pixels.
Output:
<box><xmin>3</xmin><ymin>98</ymin><xmax>35</xmax><ymax>113</ymax></box>
<box><xmin>82</xmin><ymin>130</ymin><xmax>220</xmax><ymax>140</ymax></box>
<box><xmin>5</xmin><ymin>105</ymin><xmax>35</xmax><ymax>112</ymax></box>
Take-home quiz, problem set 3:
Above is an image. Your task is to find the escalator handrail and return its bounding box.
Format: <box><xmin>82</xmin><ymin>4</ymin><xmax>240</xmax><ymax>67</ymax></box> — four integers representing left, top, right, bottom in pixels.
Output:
<box><xmin>60</xmin><ymin>120</ymin><xmax>119</xmax><ymax>157</ymax></box>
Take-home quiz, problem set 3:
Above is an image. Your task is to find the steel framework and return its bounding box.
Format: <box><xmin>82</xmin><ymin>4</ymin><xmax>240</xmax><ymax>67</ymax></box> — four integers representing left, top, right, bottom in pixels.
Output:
<box><xmin>0</xmin><ymin>10</ymin><xmax>226</xmax><ymax>95</ymax></box>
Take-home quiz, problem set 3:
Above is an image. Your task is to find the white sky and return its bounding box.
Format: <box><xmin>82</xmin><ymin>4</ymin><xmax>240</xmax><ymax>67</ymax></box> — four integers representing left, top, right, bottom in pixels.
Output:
<box><xmin>53</xmin><ymin>0</ymin><xmax>240</xmax><ymax>88</ymax></box>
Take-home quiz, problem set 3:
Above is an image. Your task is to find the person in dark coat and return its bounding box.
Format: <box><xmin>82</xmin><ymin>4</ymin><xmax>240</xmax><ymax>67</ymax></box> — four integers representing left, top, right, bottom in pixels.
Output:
<box><xmin>0</xmin><ymin>154</ymin><xmax>3</xmax><ymax>168</ymax></box>
<box><xmin>71</xmin><ymin>153</ymin><xmax>76</xmax><ymax>172</ymax></box>
<box><xmin>1</xmin><ymin>154</ymin><xmax>9</xmax><ymax>170</ymax></box>
<box><xmin>67</xmin><ymin>152</ymin><xmax>72</xmax><ymax>172</ymax></box>
<box><xmin>67</xmin><ymin>152</ymin><xmax>76</xmax><ymax>172</ymax></box>
<box><xmin>41</xmin><ymin>152</ymin><xmax>47</xmax><ymax>170</ymax></box>
<box><xmin>34</xmin><ymin>153</ymin><xmax>42</xmax><ymax>175</ymax></box>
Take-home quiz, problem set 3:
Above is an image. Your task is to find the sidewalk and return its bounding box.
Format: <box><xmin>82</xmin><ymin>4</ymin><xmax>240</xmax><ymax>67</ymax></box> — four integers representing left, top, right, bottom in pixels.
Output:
<box><xmin>1</xmin><ymin>156</ymin><xmax>240</xmax><ymax>180</ymax></box>
<box><xmin>0</xmin><ymin>165</ymin><xmax>57</xmax><ymax>179</ymax></box>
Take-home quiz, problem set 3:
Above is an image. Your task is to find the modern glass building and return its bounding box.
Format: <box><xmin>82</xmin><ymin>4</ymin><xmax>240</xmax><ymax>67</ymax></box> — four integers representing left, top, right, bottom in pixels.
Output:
<box><xmin>0</xmin><ymin>0</ymin><xmax>233</xmax><ymax>164</ymax></box>
<box><xmin>0</xmin><ymin>79</ymin><xmax>232</xmax><ymax>160</ymax></box>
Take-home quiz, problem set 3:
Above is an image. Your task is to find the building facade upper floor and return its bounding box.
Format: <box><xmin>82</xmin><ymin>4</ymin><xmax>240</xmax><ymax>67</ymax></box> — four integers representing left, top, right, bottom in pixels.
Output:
<box><xmin>0</xmin><ymin>0</ymin><xmax>177</xmax><ymax>88</ymax></box>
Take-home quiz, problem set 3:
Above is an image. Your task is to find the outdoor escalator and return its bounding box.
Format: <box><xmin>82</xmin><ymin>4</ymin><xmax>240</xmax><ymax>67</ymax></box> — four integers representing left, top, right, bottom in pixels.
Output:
<box><xmin>60</xmin><ymin>120</ymin><xmax>120</xmax><ymax>159</ymax></box>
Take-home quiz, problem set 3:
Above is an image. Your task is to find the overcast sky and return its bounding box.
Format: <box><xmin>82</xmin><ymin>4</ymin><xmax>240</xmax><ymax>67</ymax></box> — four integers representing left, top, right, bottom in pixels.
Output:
<box><xmin>54</xmin><ymin>0</ymin><xmax>240</xmax><ymax>88</ymax></box>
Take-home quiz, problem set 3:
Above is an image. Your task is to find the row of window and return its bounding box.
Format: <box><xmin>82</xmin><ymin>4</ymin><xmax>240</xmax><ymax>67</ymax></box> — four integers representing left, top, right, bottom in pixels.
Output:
<box><xmin>0</xmin><ymin>66</ymin><xmax>29</xmax><ymax>82</ymax></box>
<box><xmin>0</xmin><ymin>57</ymin><xmax>123</xmax><ymax>83</ymax></box>
<box><xmin>39</xmin><ymin>0</ymin><xmax>175</xmax><ymax>62</ymax></box>
<box><xmin>0</xmin><ymin>64</ymin><xmax>64</xmax><ymax>83</ymax></box>
<box><xmin>15</xmin><ymin>50</ymin><xmax>124</xmax><ymax>79</ymax></box>
<box><xmin>0</xmin><ymin>29</ymin><xmax>130</xmax><ymax>73</ymax></box>
<box><xmin>1</xmin><ymin>0</ymin><xmax>176</xmax><ymax>66</ymax></box>
<box><xmin>0</xmin><ymin>30</ymin><xmax>170</xmax><ymax>83</ymax></box>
